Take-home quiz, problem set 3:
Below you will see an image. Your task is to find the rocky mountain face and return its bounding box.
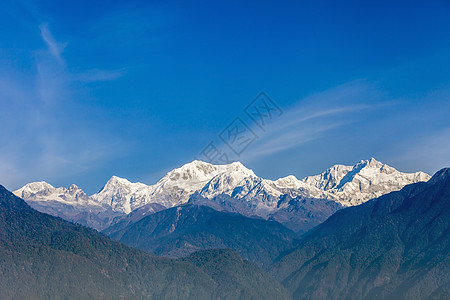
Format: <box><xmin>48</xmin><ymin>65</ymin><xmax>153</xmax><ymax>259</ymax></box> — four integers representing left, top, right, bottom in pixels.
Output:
<box><xmin>0</xmin><ymin>184</ymin><xmax>290</xmax><ymax>300</ymax></box>
<box><xmin>270</xmin><ymin>168</ymin><xmax>450</xmax><ymax>300</ymax></box>
<box><xmin>14</xmin><ymin>158</ymin><xmax>430</xmax><ymax>231</ymax></box>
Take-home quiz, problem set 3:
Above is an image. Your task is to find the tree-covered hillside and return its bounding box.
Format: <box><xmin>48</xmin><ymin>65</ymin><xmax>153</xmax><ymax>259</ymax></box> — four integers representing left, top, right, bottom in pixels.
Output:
<box><xmin>0</xmin><ymin>184</ymin><xmax>289</xmax><ymax>300</ymax></box>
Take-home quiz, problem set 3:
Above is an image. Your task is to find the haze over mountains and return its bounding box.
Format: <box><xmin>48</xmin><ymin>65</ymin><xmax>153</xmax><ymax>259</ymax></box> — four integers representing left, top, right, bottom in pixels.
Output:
<box><xmin>14</xmin><ymin>158</ymin><xmax>430</xmax><ymax>232</ymax></box>
<box><xmin>2</xmin><ymin>160</ymin><xmax>449</xmax><ymax>300</ymax></box>
<box><xmin>105</xmin><ymin>204</ymin><xmax>297</xmax><ymax>269</ymax></box>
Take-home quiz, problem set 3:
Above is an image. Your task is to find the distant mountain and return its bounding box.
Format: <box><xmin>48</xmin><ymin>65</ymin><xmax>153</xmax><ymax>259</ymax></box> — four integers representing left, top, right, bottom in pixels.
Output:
<box><xmin>15</xmin><ymin>158</ymin><xmax>430</xmax><ymax>232</ymax></box>
<box><xmin>267</xmin><ymin>195</ymin><xmax>344</xmax><ymax>233</ymax></box>
<box><xmin>301</xmin><ymin>158</ymin><xmax>431</xmax><ymax>205</ymax></box>
<box><xmin>92</xmin><ymin>161</ymin><xmax>257</xmax><ymax>213</ymax></box>
<box><xmin>13</xmin><ymin>181</ymin><xmax>123</xmax><ymax>230</ymax></box>
<box><xmin>270</xmin><ymin>168</ymin><xmax>450</xmax><ymax>300</ymax></box>
<box><xmin>188</xmin><ymin>193</ymin><xmax>344</xmax><ymax>233</ymax></box>
<box><xmin>105</xmin><ymin>204</ymin><xmax>296</xmax><ymax>269</ymax></box>
<box><xmin>0</xmin><ymin>184</ymin><xmax>290</xmax><ymax>299</ymax></box>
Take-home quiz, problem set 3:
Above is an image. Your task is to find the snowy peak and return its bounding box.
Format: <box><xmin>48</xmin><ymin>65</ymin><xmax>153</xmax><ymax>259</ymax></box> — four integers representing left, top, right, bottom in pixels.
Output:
<box><xmin>301</xmin><ymin>158</ymin><xmax>386</xmax><ymax>191</ymax></box>
<box><xmin>201</xmin><ymin>161</ymin><xmax>256</xmax><ymax>189</ymax></box>
<box><xmin>96</xmin><ymin>175</ymin><xmax>150</xmax><ymax>198</ymax></box>
<box><xmin>274</xmin><ymin>175</ymin><xmax>300</xmax><ymax>186</ymax></box>
<box><xmin>158</xmin><ymin>160</ymin><xmax>221</xmax><ymax>192</ymax></box>
<box><xmin>15</xmin><ymin>158</ymin><xmax>431</xmax><ymax>217</ymax></box>
<box><xmin>302</xmin><ymin>163</ymin><xmax>350</xmax><ymax>191</ymax></box>
<box><xmin>100</xmin><ymin>176</ymin><xmax>138</xmax><ymax>191</ymax></box>
<box><xmin>67</xmin><ymin>184</ymin><xmax>84</xmax><ymax>195</ymax></box>
<box><xmin>92</xmin><ymin>176</ymin><xmax>149</xmax><ymax>214</ymax></box>
<box><xmin>149</xmin><ymin>160</ymin><xmax>257</xmax><ymax>208</ymax></box>
<box><xmin>13</xmin><ymin>181</ymin><xmax>97</xmax><ymax>206</ymax></box>
<box><xmin>14</xmin><ymin>181</ymin><xmax>55</xmax><ymax>198</ymax></box>
<box><xmin>302</xmin><ymin>158</ymin><xmax>431</xmax><ymax>206</ymax></box>
<box><xmin>89</xmin><ymin>160</ymin><xmax>258</xmax><ymax>214</ymax></box>
<box><xmin>361</xmin><ymin>157</ymin><xmax>383</xmax><ymax>168</ymax></box>
<box><xmin>159</xmin><ymin>160</ymin><xmax>255</xmax><ymax>189</ymax></box>
<box><xmin>166</xmin><ymin>160</ymin><xmax>218</xmax><ymax>181</ymax></box>
<box><xmin>223</xmin><ymin>161</ymin><xmax>256</xmax><ymax>177</ymax></box>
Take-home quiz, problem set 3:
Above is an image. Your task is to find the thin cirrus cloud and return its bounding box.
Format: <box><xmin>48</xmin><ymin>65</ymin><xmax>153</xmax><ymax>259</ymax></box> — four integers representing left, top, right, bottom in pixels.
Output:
<box><xmin>243</xmin><ymin>82</ymin><xmax>450</xmax><ymax>178</ymax></box>
<box><xmin>210</xmin><ymin>81</ymin><xmax>395</xmax><ymax>164</ymax></box>
<box><xmin>0</xmin><ymin>19</ymin><xmax>126</xmax><ymax>190</ymax></box>
<box><xmin>38</xmin><ymin>22</ymin><xmax>126</xmax><ymax>83</ymax></box>
<box><xmin>243</xmin><ymin>121</ymin><xmax>352</xmax><ymax>161</ymax></box>
<box><xmin>39</xmin><ymin>23</ymin><xmax>67</xmax><ymax>64</ymax></box>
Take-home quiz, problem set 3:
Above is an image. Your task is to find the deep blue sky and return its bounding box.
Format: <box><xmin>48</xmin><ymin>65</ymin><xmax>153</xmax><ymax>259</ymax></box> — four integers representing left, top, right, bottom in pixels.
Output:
<box><xmin>1</xmin><ymin>0</ymin><xmax>450</xmax><ymax>194</ymax></box>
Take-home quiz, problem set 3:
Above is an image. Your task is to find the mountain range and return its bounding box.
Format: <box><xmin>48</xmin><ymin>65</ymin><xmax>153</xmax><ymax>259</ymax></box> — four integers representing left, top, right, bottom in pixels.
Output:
<box><xmin>0</xmin><ymin>184</ymin><xmax>290</xmax><ymax>299</ymax></box>
<box><xmin>14</xmin><ymin>158</ymin><xmax>430</xmax><ymax>232</ymax></box>
<box><xmin>3</xmin><ymin>159</ymin><xmax>449</xmax><ymax>300</ymax></box>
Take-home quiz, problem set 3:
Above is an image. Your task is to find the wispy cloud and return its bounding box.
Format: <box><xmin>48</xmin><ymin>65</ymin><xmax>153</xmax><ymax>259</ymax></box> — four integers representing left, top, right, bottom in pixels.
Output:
<box><xmin>244</xmin><ymin>121</ymin><xmax>352</xmax><ymax>160</ymax></box>
<box><xmin>233</xmin><ymin>81</ymin><xmax>396</xmax><ymax>162</ymax></box>
<box><xmin>197</xmin><ymin>81</ymin><xmax>397</xmax><ymax>168</ymax></box>
<box><xmin>0</xmin><ymin>12</ymin><xmax>127</xmax><ymax>191</ymax></box>
<box><xmin>39</xmin><ymin>23</ymin><xmax>67</xmax><ymax>64</ymax></box>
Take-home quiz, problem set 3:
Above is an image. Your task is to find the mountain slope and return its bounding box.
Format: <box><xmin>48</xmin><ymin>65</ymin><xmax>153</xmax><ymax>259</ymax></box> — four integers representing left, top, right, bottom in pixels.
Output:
<box><xmin>188</xmin><ymin>193</ymin><xmax>344</xmax><ymax>233</ymax></box>
<box><xmin>181</xmin><ymin>248</ymin><xmax>291</xmax><ymax>299</ymax></box>
<box><xmin>270</xmin><ymin>168</ymin><xmax>450</xmax><ymax>300</ymax></box>
<box><xmin>105</xmin><ymin>204</ymin><xmax>296</xmax><ymax>269</ymax></box>
<box><xmin>267</xmin><ymin>195</ymin><xmax>344</xmax><ymax>233</ymax></box>
<box><xmin>0</xmin><ymin>184</ymin><xmax>290</xmax><ymax>299</ymax></box>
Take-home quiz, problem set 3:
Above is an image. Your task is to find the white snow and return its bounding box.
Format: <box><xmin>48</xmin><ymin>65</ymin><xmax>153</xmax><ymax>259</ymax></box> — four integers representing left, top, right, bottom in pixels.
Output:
<box><xmin>13</xmin><ymin>181</ymin><xmax>103</xmax><ymax>207</ymax></box>
<box><xmin>15</xmin><ymin>158</ymin><xmax>431</xmax><ymax>217</ymax></box>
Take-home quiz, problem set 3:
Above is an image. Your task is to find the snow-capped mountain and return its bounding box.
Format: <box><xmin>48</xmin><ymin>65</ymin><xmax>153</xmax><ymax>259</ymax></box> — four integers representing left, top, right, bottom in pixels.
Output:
<box><xmin>194</xmin><ymin>158</ymin><xmax>430</xmax><ymax>215</ymax></box>
<box><xmin>91</xmin><ymin>161</ymin><xmax>258</xmax><ymax>214</ymax></box>
<box><xmin>92</xmin><ymin>160</ymin><xmax>318</xmax><ymax>216</ymax></box>
<box><xmin>14</xmin><ymin>181</ymin><xmax>122</xmax><ymax>230</ymax></box>
<box><xmin>14</xmin><ymin>158</ymin><xmax>431</xmax><ymax>230</ymax></box>
<box><xmin>141</xmin><ymin>161</ymin><xmax>256</xmax><ymax>209</ymax></box>
<box><xmin>302</xmin><ymin>158</ymin><xmax>431</xmax><ymax>205</ymax></box>
<box><xmin>91</xmin><ymin>176</ymin><xmax>149</xmax><ymax>214</ymax></box>
<box><xmin>198</xmin><ymin>175</ymin><xmax>316</xmax><ymax>218</ymax></box>
<box><xmin>14</xmin><ymin>181</ymin><xmax>100</xmax><ymax>207</ymax></box>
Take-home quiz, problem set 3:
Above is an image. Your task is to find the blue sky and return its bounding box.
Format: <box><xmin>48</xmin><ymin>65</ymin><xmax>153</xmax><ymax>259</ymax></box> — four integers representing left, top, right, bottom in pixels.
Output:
<box><xmin>1</xmin><ymin>0</ymin><xmax>450</xmax><ymax>194</ymax></box>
